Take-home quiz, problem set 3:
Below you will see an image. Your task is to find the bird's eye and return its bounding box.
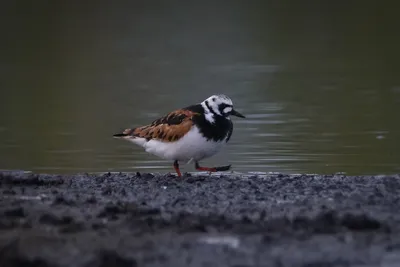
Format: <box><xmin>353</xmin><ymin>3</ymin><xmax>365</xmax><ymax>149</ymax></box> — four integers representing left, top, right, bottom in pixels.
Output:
<box><xmin>212</xmin><ymin>97</ymin><xmax>216</xmax><ymax>101</ymax></box>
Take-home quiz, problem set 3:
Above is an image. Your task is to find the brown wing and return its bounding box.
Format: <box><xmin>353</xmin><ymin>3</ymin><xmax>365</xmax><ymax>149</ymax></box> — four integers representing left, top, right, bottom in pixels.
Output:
<box><xmin>119</xmin><ymin>109</ymin><xmax>199</xmax><ymax>142</ymax></box>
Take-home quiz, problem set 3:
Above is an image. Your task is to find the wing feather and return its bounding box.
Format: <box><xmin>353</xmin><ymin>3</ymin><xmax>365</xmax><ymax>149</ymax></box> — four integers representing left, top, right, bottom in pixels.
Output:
<box><xmin>120</xmin><ymin>109</ymin><xmax>200</xmax><ymax>142</ymax></box>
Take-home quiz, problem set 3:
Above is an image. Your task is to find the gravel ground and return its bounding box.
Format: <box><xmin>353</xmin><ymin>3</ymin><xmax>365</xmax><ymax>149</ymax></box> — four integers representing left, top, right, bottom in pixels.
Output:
<box><xmin>1</xmin><ymin>171</ymin><xmax>400</xmax><ymax>267</ymax></box>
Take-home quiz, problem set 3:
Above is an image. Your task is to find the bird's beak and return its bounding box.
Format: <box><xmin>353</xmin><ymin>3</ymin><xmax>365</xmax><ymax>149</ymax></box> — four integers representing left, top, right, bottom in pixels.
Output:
<box><xmin>231</xmin><ymin>109</ymin><xmax>245</xmax><ymax>118</ymax></box>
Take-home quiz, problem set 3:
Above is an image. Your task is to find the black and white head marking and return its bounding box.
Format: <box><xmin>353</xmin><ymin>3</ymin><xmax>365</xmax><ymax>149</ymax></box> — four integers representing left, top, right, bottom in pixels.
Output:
<box><xmin>200</xmin><ymin>94</ymin><xmax>234</xmax><ymax>123</ymax></box>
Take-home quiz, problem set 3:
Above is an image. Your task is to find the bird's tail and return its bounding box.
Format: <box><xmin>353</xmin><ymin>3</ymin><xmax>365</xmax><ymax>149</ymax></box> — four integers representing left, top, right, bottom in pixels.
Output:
<box><xmin>113</xmin><ymin>128</ymin><xmax>135</xmax><ymax>138</ymax></box>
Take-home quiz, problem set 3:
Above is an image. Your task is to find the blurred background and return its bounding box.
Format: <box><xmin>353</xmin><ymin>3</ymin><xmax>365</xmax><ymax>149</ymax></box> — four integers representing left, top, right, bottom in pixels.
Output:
<box><xmin>0</xmin><ymin>1</ymin><xmax>399</xmax><ymax>175</ymax></box>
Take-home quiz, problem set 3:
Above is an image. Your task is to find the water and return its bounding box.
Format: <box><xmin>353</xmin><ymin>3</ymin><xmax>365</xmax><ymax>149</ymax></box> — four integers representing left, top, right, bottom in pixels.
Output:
<box><xmin>0</xmin><ymin>1</ymin><xmax>399</xmax><ymax>175</ymax></box>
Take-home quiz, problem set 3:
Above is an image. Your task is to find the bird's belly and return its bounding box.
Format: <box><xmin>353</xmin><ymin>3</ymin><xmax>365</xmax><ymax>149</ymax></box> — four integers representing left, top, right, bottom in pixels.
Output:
<box><xmin>143</xmin><ymin>126</ymin><xmax>226</xmax><ymax>161</ymax></box>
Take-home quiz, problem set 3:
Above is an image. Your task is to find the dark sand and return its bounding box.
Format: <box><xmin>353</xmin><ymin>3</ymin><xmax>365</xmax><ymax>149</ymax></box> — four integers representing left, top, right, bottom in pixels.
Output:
<box><xmin>1</xmin><ymin>171</ymin><xmax>400</xmax><ymax>267</ymax></box>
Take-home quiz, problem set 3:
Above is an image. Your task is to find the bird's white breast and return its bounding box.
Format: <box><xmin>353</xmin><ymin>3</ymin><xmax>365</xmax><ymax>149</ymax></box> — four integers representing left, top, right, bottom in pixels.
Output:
<box><xmin>128</xmin><ymin>126</ymin><xmax>226</xmax><ymax>162</ymax></box>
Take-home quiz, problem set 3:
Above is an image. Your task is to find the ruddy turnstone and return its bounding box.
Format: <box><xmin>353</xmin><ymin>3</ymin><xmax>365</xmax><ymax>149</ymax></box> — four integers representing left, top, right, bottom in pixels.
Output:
<box><xmin>113</xmin><ymin>94</ymin><xmax>245</xmax><ymax>177</ymax></box>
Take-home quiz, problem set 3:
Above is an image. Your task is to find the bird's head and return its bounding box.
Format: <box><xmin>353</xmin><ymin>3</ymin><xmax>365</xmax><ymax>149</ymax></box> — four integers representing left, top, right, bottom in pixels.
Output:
<box><xmin>201</xmin><ymin>94</ymin><xmax>245</xmax><ymax>121</ymax></box>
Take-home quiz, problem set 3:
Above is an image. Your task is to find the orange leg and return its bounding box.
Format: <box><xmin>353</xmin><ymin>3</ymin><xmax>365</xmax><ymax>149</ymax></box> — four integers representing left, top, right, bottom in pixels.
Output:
<box><xmin>195</xmin><ymin>161</ymin><xmax>231</xmax><ymax>173</ymax></box>
<box><xmin>173</xmin><ymin>160</ymin><xmax>182</xmax><ymax>177</ymax></box>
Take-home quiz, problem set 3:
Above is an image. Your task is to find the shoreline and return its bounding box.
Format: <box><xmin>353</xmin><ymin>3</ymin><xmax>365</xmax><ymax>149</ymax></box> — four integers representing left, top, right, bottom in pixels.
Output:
<box><xmin>1</xmin><ymin>171</ymin><xmax>399</xmax><ymax>266</ymax></box>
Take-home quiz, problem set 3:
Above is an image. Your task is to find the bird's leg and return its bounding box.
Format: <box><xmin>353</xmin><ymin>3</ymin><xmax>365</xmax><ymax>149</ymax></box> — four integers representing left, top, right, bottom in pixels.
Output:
<box><xmin>173</xmin><ymin>160</ymin><xmax>182</xmax><ymax>177</ymax></box>
<box><xmin>195</xmin><ymin>161</ymin><xmax>231</xmax><ymax>173</ymax></box>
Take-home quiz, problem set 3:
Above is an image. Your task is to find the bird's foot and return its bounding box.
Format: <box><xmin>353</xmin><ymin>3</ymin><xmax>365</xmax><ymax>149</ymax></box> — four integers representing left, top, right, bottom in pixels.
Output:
<box><xmin>195</xmin><ymin>162</ymin><xmax>231</xmax><ymax>173</ymax></box>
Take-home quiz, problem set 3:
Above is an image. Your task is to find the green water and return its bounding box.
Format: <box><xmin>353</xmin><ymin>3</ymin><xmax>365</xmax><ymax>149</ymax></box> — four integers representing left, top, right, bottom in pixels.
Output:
<box><xmin>1</xmin><ymin>2</ymin><xmax>399</xmax><ymax>175</ymax></box>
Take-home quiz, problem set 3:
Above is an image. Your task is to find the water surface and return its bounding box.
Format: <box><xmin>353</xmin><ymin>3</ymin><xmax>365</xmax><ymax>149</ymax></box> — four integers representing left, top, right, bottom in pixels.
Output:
<box><xmin>1</xmin><ymin>2</ymin><xmax>399</xmax><ymax>175</ymax></box>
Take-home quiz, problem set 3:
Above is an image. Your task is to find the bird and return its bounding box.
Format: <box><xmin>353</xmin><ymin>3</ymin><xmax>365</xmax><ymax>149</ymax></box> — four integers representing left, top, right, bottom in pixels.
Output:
<box><xmin>113</xmin><ymin>94</ymin><xmax>245</xmax><ymax>177</ymax></box>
